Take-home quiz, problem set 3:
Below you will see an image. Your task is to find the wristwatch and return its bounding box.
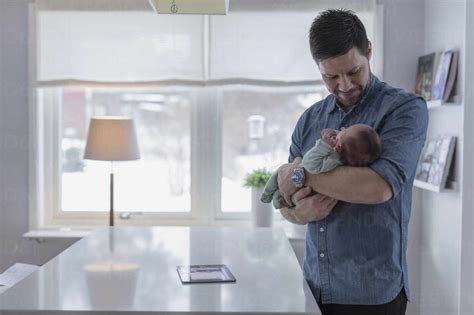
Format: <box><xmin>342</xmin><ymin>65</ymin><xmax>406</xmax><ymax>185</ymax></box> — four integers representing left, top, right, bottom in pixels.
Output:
<box><xmin>291</xmin><ymin>167</ymin><xmax>305</xmax><ymax>188</ymax></box>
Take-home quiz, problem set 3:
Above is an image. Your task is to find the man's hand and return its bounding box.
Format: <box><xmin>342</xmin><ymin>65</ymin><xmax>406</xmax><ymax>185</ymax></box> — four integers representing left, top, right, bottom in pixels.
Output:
<box><xmin>277</xmin><ymin>157</ymin><xmax>302</xmax><ymax>207</ymax></box>
<box><xmin>280</xmin><ymin>187</ymin><xmax>338</xmax><ymax>225</ymax></box>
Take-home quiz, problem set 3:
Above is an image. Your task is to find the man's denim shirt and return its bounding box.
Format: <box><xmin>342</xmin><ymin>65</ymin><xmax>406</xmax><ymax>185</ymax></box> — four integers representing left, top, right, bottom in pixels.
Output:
<box><xmin>289</xmin><ymin>75</ymin><xmax>428</xmax><ymax>305</ymax></box>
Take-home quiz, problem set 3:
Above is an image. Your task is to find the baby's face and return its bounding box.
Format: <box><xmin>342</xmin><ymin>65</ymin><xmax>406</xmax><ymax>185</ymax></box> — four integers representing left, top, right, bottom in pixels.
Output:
<box><xmin>334</xmin><ymin>127</ymin><xmax>354</xmax><ymax>151</ymax></box>
<box><xmin>335</xmin><ymin>128</ymin><xmax>347</xmax><ymax>146</ymax></box>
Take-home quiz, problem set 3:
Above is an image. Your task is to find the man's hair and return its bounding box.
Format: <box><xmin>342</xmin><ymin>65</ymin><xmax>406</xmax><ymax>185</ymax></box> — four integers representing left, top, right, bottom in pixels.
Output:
<box><xmin>309</xmin><ymin>9</ymin><xmax>369</xmax><ymax>62</ymax></box>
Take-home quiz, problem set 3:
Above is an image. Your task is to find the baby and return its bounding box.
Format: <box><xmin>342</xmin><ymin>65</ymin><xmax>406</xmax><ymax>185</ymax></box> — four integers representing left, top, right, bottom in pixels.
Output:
<box><xmin>261</xmin><ymin>124</ymin><xmax>383</xmax><ymax>209</ymax></box>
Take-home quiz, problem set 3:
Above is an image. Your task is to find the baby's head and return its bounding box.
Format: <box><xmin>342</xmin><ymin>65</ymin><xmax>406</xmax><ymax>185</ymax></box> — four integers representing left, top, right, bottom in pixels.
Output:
<box><xmin>335</xmin><ymin>124</ymin><xmax>382</xmax><ymax>166</ymax></box>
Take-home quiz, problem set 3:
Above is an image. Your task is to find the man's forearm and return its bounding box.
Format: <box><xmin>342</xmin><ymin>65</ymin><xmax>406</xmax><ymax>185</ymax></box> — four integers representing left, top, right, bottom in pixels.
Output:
<box><xmin>304</xmin><ymin>166</ymin><xmax>392</xmax><ymax>204</ymax></box>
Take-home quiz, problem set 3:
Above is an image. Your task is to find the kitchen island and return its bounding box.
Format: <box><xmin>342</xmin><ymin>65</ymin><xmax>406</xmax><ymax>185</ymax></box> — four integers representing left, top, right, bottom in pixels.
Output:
<box><xmin>0</xmin><ymin>227</ymin><xmax>320</xmax><ymax>314</ymax></box>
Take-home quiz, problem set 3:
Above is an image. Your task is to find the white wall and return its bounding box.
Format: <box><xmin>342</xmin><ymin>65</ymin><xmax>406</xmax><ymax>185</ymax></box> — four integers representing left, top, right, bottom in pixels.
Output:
<box><xmin>380</xmin><ymin>0</ymin><xmax>425</xmax><ymax>90</ymax></box>
<box><xmin>0</xmin><ymin>0</ymin><xmax>32</xmax><ymax>272</ymax></box>
<box><xmin>0</xmin><ymin>0</ymin><xmax>77</xmax><ymax>272</ymax></box>
<box><xmin>416</xmin><ymin>1</ymin><xmax>465</xmax><ymax>315</ymax></box>
<box><xmin>460</xmin><ymin>0</ymin><xmax>474</xmax><ymax>314</ymax></box>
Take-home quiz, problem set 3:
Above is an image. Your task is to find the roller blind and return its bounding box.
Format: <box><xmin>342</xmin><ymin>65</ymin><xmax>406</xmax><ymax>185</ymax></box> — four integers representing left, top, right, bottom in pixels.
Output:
<box><xmin>37</xmin><ymin>11</ymin><xmax>204</xmax><ymax>82</ymax></box>
<box><xmin>36</xmin><ymin>0</ymin><xmax>378</xmax><ymax>84</ymax></box>
<box><xmin>209</xmin><ymin>10</ymin><xmax>375</xmax><ymax>81</ymax></box>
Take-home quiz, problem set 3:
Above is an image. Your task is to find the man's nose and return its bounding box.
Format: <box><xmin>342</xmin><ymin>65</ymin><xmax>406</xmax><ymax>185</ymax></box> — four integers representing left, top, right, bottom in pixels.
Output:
<box><xmin>338</xmin><ymin>75</ymin><xmax>353</xmax><ymax>92</ymax></box>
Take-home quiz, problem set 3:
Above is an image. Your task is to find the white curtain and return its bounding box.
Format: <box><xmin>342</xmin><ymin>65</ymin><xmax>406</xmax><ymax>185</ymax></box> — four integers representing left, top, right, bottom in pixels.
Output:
<box><xmin>36</xmin><ymin>0</ymin><xmax>378</xmax><ymax>84</ymax></box>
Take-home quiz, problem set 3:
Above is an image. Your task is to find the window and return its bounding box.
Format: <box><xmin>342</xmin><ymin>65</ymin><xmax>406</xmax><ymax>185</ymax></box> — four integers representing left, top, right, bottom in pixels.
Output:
<box><xmin>37</xmin><ymin>85</ymin><xmax>325</xmax><ymax>226</ymax></box>
<box><xmin>31</xmin><ymin>1</ymin><xmax>380</xmax><ymax>227</ymax></box>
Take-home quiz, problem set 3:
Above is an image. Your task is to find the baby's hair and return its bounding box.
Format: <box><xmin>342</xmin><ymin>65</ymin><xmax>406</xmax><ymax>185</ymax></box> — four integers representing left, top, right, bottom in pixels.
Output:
<box><xmin>341</xmin><ymin>125</ymin><xmax>382</xmax><ymax>166</ymax></box>
<box><xmin>359</xmin><ymin>127</ymin><xmax>383</xmax><ymax>162</ymax></box>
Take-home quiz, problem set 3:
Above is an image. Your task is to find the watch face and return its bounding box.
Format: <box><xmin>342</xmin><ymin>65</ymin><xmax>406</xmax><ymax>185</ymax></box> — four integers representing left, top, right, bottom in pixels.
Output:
<box><xmin>291</xmin><ymin>167</ymin><xmax>305</xmax><ymax>187</ymax></box>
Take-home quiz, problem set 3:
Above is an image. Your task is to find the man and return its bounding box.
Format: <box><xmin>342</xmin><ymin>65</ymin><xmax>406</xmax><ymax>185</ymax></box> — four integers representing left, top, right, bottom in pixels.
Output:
<box><xmin>277</xmin><ymin>9</ymin><xmax>428</xmax><ymax>315</ymax></box>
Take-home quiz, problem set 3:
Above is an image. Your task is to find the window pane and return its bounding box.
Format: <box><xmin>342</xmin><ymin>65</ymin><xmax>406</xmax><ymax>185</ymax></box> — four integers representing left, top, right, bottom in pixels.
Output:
<box><xmin>221</xmin><ymin>88</ymin><xmax>324</xmax><ymax>212</ymax></box>
<box><xmin>61</xmin><ymin>87</ymin><xmax>191</xmax><ymax>212</ymax></box>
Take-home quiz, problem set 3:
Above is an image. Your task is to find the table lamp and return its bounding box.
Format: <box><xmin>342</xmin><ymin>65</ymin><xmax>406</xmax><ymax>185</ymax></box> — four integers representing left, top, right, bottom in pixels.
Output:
<box><xmin>84</xmin><ymin>117</ymin><xmax>140</xmax><ymax>226</ymax></box>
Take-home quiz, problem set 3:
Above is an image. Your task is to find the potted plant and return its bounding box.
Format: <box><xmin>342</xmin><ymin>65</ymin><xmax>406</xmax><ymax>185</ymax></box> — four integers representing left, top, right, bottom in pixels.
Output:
<box><xmin>244</xmin><ymin>168</ymin><xmax>273</xmax><ymax>227</ymax></box>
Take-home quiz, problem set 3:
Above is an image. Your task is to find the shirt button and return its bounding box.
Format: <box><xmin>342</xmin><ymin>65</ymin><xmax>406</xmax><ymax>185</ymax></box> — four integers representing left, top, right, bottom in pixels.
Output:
<box><xmin>320</xmin><ymin>253</ymin><xmax>325</xmax><ymax>258</ymax></box>
<box><xmin>319</xmin><ymin>227</ymin><xmax>325</xmax><ymax>232</ymax></box>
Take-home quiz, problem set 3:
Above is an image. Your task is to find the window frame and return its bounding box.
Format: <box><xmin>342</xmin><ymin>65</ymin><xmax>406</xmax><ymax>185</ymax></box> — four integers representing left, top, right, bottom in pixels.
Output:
<box><xmin>33</xmin><ymin>84</ymin><xmax>326</xmax><ymax>229</ymax></box>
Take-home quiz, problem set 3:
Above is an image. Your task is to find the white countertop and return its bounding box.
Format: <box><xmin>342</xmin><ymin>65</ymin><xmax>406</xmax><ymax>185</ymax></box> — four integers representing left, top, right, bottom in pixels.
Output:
<box><xmin>1</xmin><ymin>227</ymin><xmax>320</xmax><ymax>314</ymax></box>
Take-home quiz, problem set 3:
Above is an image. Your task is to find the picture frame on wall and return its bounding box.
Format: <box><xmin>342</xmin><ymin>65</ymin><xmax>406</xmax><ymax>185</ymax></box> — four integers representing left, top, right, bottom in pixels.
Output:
<box><xmin>414</xmin><ymin>136</ymin><xmax>456</xmax><ymax>192</ymax></box>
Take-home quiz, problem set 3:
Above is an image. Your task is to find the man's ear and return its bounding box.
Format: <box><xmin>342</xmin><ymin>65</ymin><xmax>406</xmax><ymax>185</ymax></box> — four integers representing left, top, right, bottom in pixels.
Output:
<box><xmin>367</xmin><ymin>41</ymin><xmax>373</xmax><ymax>61</ymax></box>
<box><xmin>335</xmin><ymin>143</ymin><xmax>342</xmax><ymax>153</ymax></box>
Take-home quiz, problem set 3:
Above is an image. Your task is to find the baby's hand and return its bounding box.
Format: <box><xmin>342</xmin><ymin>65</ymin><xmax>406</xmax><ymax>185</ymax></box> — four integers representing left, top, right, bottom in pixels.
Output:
<box><xmin>321</xmin><ymin>129</ymin><xmax>338</xmax><ymax>148</ymax></box>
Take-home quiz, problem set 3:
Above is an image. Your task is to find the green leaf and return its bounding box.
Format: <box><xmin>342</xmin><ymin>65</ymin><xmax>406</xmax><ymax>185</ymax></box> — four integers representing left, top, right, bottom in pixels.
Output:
<box><xmin>243</xmin><ymin>168</ymin><xmax>272</xmax><ymax>188</ymax></box>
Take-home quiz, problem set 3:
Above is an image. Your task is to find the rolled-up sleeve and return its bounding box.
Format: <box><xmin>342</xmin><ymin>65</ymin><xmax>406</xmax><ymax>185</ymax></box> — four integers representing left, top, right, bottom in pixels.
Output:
<box><xmin>289</xmin><ymin>112</ymin><xmax>306</xmax><ymax>163</ymax></box>
<box><xmin>369</xmin><ymin>97</ymin><xmax>428</xmax><ymax>199</ymax></box>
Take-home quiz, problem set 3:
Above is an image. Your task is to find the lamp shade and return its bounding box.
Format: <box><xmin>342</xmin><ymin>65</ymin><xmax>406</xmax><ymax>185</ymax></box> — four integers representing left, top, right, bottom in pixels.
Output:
<box><xmin>84</xmin><ymin>117</ymin><xmax>140</xmax><ymax>161</ymax></box>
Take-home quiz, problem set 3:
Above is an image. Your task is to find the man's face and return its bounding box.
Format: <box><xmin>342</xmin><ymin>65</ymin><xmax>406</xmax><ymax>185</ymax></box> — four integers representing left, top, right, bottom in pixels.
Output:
<box><xmin>317</xmin><ymin>45</ymin><xmax>372</xmax><ymax>108</ymax></box>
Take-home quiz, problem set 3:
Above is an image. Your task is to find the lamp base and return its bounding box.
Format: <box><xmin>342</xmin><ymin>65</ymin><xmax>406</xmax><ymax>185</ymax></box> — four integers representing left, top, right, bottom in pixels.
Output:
<box><xmin>110</xmin><ymin>172</ymin><xmax>114</xmax><ymax>227</ymax></box>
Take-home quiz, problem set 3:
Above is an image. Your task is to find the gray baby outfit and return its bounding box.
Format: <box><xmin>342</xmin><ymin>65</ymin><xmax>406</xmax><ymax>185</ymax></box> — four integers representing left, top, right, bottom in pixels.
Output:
<box><xmin>261</xmin><ymin>139</ymin><xmax>342</xmax><ymax>209</ymax></box>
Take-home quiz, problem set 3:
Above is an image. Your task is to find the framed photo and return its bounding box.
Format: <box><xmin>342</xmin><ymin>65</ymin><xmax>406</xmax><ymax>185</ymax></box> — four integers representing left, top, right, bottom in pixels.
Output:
<box><xmin>415</xmin><ymin>52</ymin><xmax>437</xmax><ymax>101</ymax></box>
<box><xmin>431</xmin><ymin>50</ymin><xmax>453</xmax><ymax>101</ymax></box>
<box><xmin>177</xmin><ymin>264</ymin><xmax>236</xmax><ymax>284</ymax></box>
<box><xmin>414</xmin><ymin>136</ymin><xmax>456</xmax><ymax>192</ymax></box>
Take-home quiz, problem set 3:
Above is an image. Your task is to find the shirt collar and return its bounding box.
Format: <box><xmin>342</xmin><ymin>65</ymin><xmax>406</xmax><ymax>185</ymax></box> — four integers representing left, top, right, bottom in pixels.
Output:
<box><xmin>328</xmin><ymin>96</ymin><xmax>338</xmax><ymax>113</ymax></box>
